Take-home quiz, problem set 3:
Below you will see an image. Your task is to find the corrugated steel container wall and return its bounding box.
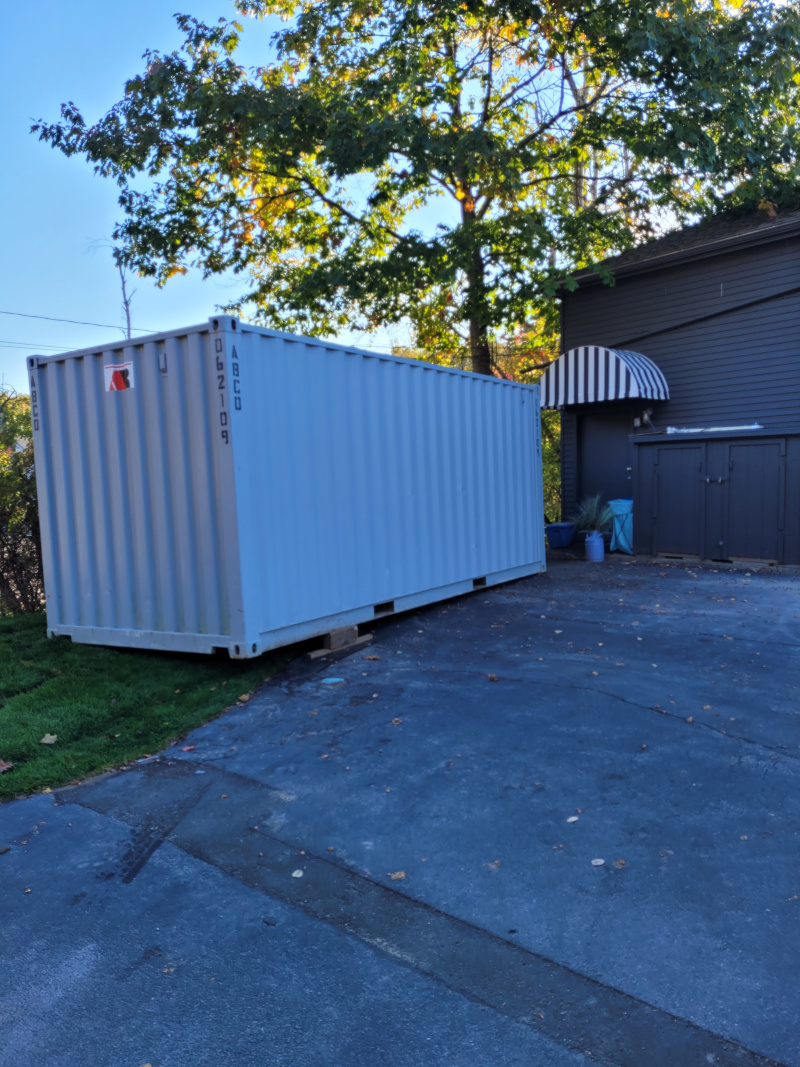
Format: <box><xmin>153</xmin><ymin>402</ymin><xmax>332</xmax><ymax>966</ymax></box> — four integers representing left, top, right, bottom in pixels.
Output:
<box><xmin>30</xmin><ymin>319</ymin><xmax>545</xmax><ymax>657</ymax></box>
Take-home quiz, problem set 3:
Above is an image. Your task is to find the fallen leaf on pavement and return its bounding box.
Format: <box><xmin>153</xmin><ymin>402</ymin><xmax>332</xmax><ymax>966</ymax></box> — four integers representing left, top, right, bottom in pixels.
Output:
<box><xmin>387</xmin><ymin>871</ymin><xmax>406</xmax><ymax>880</ymax></box>
<box><xmin>391</xmin><ymin>718</ymin><xmax>403</xmax><ymax>725</ymax></box>
<box><xmin>39</xmin><ymin>734</ymin><xmax>57</xmax><ymax>745</ymax></box>
<box><xmin>182</xmin><ymin>745</ymin><xmax>195</xmax><ymax>752</ymax></box>
<box><xmin>487</xmin><ymin>673</ymin><xmax>499</xmax><ymax>682</ymax></box>
<box><xmin>364</xmin><ymin>655</ymin><xmax>381</xmax><ymax>660</ymax></box>
<box><xmin>238</xmin><ymin>693</ymin><xmax>251</xmax><ymax>703</ymax></box>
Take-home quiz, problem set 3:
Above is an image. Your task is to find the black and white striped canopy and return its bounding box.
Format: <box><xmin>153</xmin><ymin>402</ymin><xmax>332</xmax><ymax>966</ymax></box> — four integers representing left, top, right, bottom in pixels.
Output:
<box><xmin>540</xmin><ymin>346</ymin><xmax>669</xmax><ymax>409</ymax></box>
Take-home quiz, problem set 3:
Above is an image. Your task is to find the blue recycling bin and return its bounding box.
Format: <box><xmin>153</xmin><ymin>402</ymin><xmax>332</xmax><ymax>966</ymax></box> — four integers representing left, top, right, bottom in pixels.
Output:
<box><xmin>545</xmin><ymin>522</ymin><xmax>576</xmax><ymax>549</ymax></box>
<box><xmin>608</xmin><ymin>499</ymin><xmax>633</xmax><ymax>554</ymax></box>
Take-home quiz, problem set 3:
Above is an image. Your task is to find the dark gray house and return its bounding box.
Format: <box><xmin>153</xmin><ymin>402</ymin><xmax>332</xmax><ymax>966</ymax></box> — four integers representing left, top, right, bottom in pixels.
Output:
<box><xmin>542</xmin><ymin>207</ymin><xmax>800</xmax><ymax>564</ymax></box>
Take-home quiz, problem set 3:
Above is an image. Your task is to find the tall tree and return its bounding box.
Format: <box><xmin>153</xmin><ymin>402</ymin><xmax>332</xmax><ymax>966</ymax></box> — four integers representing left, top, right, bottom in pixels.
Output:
<box><xmin>36</xmin><ymin>0</ymin><xmax>800</xmax><ymax>374</ymax></box>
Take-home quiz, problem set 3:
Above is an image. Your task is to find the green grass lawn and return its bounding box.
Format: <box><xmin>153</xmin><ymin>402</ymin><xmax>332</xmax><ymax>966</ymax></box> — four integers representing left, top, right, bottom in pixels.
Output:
<box><xmin>0</xmin><ymin>613</ymin><xmax>288</xmax><ymax>801</ymax></box>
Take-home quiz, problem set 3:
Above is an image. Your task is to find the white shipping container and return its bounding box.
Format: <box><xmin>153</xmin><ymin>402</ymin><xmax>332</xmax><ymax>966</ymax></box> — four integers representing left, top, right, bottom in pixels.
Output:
<box><xmin>29</xmin><ymin>318</ymin><xmax>545</xmax><ymax>657</ymax></box>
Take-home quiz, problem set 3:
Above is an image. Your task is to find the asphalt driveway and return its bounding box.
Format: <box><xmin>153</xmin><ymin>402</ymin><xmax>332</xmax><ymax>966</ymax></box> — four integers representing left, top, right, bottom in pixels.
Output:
<box><xmin>2</xmin><ymin>554</ymin><xmax>799</xmax><ymax>1067</ymax></box>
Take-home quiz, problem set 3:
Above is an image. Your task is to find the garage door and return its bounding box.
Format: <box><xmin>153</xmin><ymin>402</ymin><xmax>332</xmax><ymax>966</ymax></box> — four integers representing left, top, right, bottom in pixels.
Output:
<box><xmin>635</xmin><ymin>437</ymin><xmax>794</xmax><ymax>563</ymax></box>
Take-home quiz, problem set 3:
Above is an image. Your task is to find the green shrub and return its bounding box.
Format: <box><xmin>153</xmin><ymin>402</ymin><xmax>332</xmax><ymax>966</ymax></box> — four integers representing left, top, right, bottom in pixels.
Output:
<box><xmin>0</xmin><ymin>390</ymin><xmax>43</xmax><ymax>614</ymax></box>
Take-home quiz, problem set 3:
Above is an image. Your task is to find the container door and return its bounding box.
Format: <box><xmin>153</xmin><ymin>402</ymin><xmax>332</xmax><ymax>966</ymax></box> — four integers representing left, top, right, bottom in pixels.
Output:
<box><xmin>653</xmin><ymin>444</ymin><xmax>704</xmax><ymax>556</ymax></box>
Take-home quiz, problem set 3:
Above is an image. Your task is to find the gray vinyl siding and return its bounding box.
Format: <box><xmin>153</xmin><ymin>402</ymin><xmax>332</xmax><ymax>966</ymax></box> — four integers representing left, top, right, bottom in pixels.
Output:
<box><xmin>560</xmin><ymin>411</ymin><xmax>579</xmax><ymax>519</ymax></box>
<box><xmin>558</xmin><ymin>234</ymin><xmax>800</xmax><ymax>527</ymax></box>
<box><xmin>563</xmin><ymin>237</ymin><xmax>800</xmax><ymax>356</ymax></box>
<box><xmin>631</xmin><ymin>293</ymin><xmax>800</xmax><ymax>428</ymax></box>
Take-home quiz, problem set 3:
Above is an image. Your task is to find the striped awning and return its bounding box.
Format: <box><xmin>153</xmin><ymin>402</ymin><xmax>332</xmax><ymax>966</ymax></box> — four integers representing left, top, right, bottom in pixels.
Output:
<box><xmin>540</xmin><ymin>346</ymin><xmax>669</xmax><ymax>409</ymax></box>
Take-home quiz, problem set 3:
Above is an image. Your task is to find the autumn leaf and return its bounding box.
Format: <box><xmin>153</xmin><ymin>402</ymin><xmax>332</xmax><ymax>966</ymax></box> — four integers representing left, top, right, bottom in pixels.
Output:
<box><xmin>39</xmin><ymin>734</ymin><xmax>58</xmax><ymax>745</ymax></box>
<box><xmin>487</xmin><ymin>673</ymin><xmax>499</xmax><ymax>682</ymax></box>
<box><xmin>387</xmin><ymin>870</ymin><xmax>406</xmax><ymax>880</ymax></box>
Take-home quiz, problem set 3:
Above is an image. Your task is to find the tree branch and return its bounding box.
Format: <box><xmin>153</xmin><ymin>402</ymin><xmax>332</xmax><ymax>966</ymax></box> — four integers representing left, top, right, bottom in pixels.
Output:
<box><xmin>481</xmin><ymin>38</ymin><xmax>494</xmax><ymax>128</ymax></box>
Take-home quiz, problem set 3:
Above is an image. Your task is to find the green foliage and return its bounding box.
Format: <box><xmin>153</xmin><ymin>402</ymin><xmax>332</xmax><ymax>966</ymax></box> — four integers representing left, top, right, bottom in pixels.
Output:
<box><xmin>34</xmin><ymin>0</ymin><xmax>800</xmax><ymax>374</ymax></box>
<box><xmin>0</xmin><ymin>391</ymin><xmax>42</xmax><ymax>614</ymax></box>
<box><xmin>572</xmin><ymin>493</ymin><xmax>613</xmax><ymax>533</ymax></box>
<box><xmin>540</xmin><ymin>409</ymin><xmax>561</xmax><ymax>524</ymax></box>
<box><xmin>0</xmin><ymin>613</ymin><xmax>286</xmax><ymax>799</ymax></box>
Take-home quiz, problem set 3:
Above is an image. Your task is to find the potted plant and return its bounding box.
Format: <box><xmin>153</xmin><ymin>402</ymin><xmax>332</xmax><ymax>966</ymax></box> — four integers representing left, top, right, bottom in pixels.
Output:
<box><xmin>571</xmin><ymin>494</ymin><xmax>614</xmax><ymax>562</ymax></box>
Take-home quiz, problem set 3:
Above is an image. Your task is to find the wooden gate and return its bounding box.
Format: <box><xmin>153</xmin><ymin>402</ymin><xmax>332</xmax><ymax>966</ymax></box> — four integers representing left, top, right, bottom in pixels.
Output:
<box><xmin>634</xmin><ymin>436</ymin><xmax>795</xmax><ymax>563</ymax></box>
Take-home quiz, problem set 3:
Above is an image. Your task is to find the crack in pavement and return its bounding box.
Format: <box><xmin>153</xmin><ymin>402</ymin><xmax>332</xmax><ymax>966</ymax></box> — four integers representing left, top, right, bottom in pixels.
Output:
<box><xmin>403</xmin><ymin>667</ymin><xmax>799</xmax><ymax>761</ymax></box>
<box><xmin>538</xmin><ymin>678</ymin><xmax>800</xmax><ymax>760</ymax></box>
<box><xmin>60</xmin><ymin>757</ymin><xmax>788</xmax><ymax>1067</ymax></box>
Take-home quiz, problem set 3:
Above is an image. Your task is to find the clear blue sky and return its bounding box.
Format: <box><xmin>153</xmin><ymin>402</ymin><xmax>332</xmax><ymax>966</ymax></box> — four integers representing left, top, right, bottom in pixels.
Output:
<box><xmin>0</xmin><ymin>1</ymin><xmax>407</xmax><ymax>394</ymax></box>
